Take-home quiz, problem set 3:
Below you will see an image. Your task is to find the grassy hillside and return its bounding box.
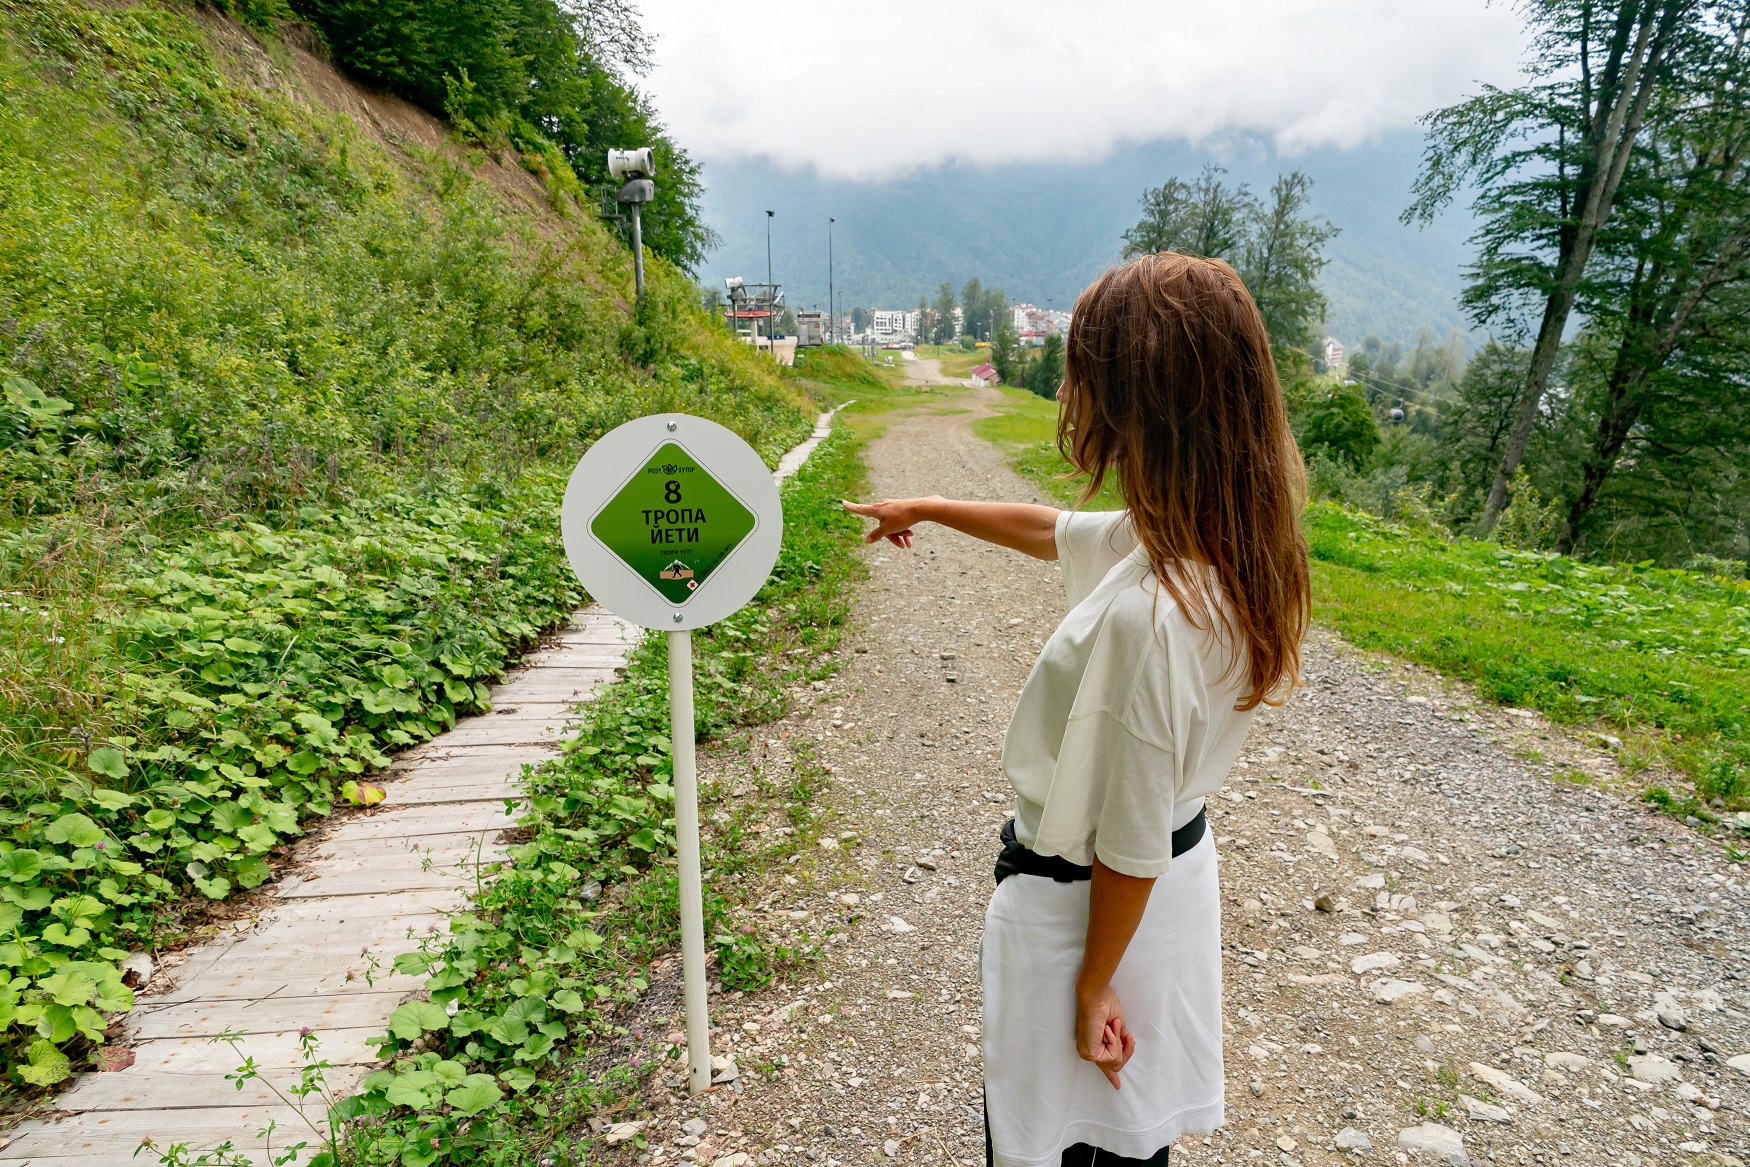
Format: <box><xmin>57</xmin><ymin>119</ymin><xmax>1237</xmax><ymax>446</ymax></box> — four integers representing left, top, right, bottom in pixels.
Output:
<box><xmin>0</xmin><ymin>0</ymin><xmax>813</xmax><ymax>1088</ymax></box>
<box><xmin>974</xmin><ymin>387</ymin><xmax>1750</xmax><ymax>817</ymax></box>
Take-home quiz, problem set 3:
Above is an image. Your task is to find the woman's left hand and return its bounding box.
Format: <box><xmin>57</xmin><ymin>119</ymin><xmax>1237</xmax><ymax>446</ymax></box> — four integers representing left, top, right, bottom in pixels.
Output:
<box><xmin>1074</xmin><ymin>983</ymin><xmax>1136</xmax><ymax>1089</ymax></box>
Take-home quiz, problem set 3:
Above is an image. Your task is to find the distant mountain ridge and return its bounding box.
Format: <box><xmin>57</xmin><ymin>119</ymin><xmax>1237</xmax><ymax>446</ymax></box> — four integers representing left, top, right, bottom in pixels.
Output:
<box><xmin>694</xmin><ymin>132</ymin><xmax>1480</xmax><ymax>349</ymax></box>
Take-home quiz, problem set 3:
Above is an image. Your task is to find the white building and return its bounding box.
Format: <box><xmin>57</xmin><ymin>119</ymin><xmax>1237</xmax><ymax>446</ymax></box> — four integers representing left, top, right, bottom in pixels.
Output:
<box><xmin>1323</xmin><ymin>336</ymin><xmax>1346</xmax><ymax>372</ymax></box>
<box><xmin>1012</xmin><ymin>303</ymin><xmax>1036</xmax><ymax>331</ymax></box>
<box><xmin>871</xmin><ymin>310</ymin><xmax>908</xmax><ymax>336</ymax></box>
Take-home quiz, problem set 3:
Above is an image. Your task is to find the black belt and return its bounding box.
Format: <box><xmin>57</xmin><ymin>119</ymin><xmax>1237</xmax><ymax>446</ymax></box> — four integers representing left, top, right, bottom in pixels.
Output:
<box><xmin>993</xmin><ymin>807</ymin><xmax>1206</xmax><ymax>886</ymax></box>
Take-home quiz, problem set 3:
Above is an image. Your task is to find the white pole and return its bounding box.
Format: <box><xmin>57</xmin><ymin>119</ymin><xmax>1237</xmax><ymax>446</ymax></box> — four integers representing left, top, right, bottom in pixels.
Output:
<box><xmin>667</xmin><ymin>629</ymin><xmax>712</xmax><ymax>1095</ymax></box>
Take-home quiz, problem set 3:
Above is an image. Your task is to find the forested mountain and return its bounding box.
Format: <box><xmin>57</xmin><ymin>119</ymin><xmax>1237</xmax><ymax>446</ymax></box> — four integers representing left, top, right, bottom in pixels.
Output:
<box><xmin>696</xmin><ymin>132</ymin><xmax>1477</xmax><ymax>347</ymax></box>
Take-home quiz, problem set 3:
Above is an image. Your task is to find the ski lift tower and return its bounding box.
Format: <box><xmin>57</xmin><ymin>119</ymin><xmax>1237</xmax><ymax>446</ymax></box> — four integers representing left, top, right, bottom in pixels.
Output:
<box><xmin>722</xmin><ymin>279</ymin><xmax>783</xmax><ymax>352</ymax></box>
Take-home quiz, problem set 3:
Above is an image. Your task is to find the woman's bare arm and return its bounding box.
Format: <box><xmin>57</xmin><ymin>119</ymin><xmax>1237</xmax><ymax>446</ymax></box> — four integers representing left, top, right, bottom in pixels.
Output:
<box><xmin>1074</xmin><ymin>857</ymin><xmax>1157</xmax><ymax>1089</ymax></box>
<box><xmin>842</xmin><ymin>496</ymin><xmax>1059</xmax><ymax>560</ymax></box>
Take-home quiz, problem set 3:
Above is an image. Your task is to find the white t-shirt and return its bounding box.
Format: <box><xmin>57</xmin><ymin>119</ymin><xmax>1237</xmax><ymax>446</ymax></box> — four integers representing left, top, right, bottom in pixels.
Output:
<box><xmin>1000</xmin><ymin>510</ymin><xmax>1258</xmax><ymax>878</ymax></box>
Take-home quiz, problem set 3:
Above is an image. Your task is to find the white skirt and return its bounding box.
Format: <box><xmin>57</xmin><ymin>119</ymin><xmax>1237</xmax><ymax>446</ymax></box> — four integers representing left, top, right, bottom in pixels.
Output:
<box><xmin>982</xmin><ymin>831</ymin><xmax>1223</xmax><ymax>1166</ymax></box>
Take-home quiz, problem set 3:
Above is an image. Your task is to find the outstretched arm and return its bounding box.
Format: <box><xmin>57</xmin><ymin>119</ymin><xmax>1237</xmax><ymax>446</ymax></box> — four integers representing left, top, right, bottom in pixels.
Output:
<box><xmin>842</xmin><ymin>496</ymin><xmax>1060</xmax><ymax>560</ymax></box>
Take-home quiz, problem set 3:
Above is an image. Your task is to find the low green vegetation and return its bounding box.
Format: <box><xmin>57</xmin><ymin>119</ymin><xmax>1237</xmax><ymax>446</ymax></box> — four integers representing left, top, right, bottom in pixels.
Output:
<box><xmin>973</xmin><ymin>388</ymin><xmax>1749</xmax><ymax>812</ymax></box>
<box><xmin>295</xmin><ymin>426</ymin><xmax>867</xmax><ymax>1167</ymax></box>
<box><xmin>0</xmin><ymin>0</ymin><xmax>810</xmax><ymax>1088</ymax></box>
<box><xmin>1308</xmin><ymin>504</ymin><xmax>1748</xmax><ymax>809</ymax></box>
<box><xmin>971</xmin><ymin>387</ymin><xmax>1122</xmax><ymax>510</ymax></box>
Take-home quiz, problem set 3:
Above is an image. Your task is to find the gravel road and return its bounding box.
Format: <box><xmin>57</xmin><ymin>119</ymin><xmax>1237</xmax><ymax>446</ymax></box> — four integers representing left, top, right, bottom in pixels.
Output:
<box><xmin>621</xmin><ymin>392</ymin><xmax>1750</xmax><ymax>1167</ymax></box>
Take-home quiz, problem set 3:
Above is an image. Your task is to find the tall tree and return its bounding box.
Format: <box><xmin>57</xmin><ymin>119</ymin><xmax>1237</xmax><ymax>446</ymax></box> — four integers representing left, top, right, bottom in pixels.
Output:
<box><xmin>961</xmin><ymin>278</ymin><xmax>985</xmax><ymax>338</ymax></box>
<box><xmin>1122</xmin><ymin>165</ymin><xmax>1254</xmax><ymax>260</ymax></box>
<box><xmin>932</xmin><ymin>282</ymin><xmax>958</xmax><ymax>345</ymax></box>
<box><xmin>991</xmin><ymin>325</ymin><xmax>1023</xmax><ymax>385</ymax></box>
<box><xmin>1240</xmin><ymin>171</ymin><xmax>1340</xmax><ymax>357</ymax></box>
<box><xmin>1122</xmin><ymin>166</ymin><xmax>1337</xmax><ymax>365</ymax></box>
<box><xmin>290</xmin><ymin>0</ymin><xmax>718</xmax><ymax>270</ymax></box>
<box><xmin>1557</xmin><ymin>5</ymin><xmax>1750</xmax><ymax>551</ymax></box>
<box><xmin>1022</xmin><ymin>333</ymin><xmax>1065</xmax><ymax>398</ymax></box>
<box><xmin>1407</xmin><ymin>0</ymin><xmax>1700</xmax><ymax>533</ymax></box>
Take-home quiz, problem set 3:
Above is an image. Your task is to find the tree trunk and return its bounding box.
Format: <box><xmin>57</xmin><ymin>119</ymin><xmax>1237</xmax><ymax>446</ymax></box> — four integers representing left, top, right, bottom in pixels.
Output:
<box><xmin>1477</xmin><ymin>0</ymin><xmax>1684</xmax><ymax>534</ymax></box>
<box><xmin>1554</xmin><ymin>368</ymin><xmax>1646</xmax><ymax>553</ymax></box>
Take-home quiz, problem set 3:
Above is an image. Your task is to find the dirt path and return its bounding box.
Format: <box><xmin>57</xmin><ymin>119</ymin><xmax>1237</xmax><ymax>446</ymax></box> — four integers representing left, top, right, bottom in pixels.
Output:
<box><xmin>902</xmin><ymin>358</ymin><xmax>963</xmax><ymax>387</ymax></box>
<box><xmin>630</xmin><ymin>393</ymin><xmax>1749</xmax><ymax>1167</ymax></box>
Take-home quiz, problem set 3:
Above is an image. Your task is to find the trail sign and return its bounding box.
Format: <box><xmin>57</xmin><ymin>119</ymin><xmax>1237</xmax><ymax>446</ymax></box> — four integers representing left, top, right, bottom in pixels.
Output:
<box><xmin>560</xmin><ymin>413</ymin><xmax>784</xmax><ymax>1096</ymax></box>
<box><xmin>587</xmin><ymin>442</ymin><xmax>758</xmax><ymax>604</ymax></box>
<box><xmin>562</xmin><ymin>415</ymin><xmax>782</xmax><ymax>632</ymax></box>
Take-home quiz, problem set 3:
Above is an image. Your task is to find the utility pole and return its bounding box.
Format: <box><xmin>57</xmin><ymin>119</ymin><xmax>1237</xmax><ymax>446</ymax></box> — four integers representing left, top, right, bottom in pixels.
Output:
<box><xmin>828</xmin><ymin>217</ymin><xmax>836</xmax><ymax>345</ymax></box>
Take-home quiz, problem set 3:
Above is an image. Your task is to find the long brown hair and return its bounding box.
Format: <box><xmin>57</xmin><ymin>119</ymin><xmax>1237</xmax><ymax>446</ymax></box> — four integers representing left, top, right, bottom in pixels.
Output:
<box><xmin>1059</xmin><ymin>252</ymin><xmax>1309</xmax><ymax>710</ymax></box>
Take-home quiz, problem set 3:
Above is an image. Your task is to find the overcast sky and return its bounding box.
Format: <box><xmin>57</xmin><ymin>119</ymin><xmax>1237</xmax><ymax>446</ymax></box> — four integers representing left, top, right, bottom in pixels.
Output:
<box><xmin>638</xmin><ymin>0</ymin><xmax>1529</xmax><ymax>180</ymax></box>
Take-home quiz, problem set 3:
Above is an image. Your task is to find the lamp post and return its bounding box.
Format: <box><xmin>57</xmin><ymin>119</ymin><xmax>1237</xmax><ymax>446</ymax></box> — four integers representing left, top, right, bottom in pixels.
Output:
<box><xmin>765</xmin><ymin>210</ymin><xmax>776</xmax><ymax>360</ymax></box>
<box><xmin>828</xmin><ymin>217</ymin><xmax>836</xmax><ymax>345</ymax></box>
<box><xmin>609</xmin><ymin>148</ymin><xmax>656</xmax><ymax>304</ymax></box>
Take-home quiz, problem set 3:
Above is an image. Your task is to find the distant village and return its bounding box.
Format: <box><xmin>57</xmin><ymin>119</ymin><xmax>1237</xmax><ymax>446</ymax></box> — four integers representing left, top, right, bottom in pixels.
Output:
<box><xmin>855</xmin><ymin>303</ymin><xmax>1072</xmax><ymax>346</ymax></box>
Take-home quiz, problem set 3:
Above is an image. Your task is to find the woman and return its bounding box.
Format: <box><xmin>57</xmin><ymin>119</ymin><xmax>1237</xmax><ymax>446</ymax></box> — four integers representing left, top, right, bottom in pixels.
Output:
<box><xmin>845</xmin><ymin>253</ymin><xmax>1310</xmax><ymax>1166</ymax></box>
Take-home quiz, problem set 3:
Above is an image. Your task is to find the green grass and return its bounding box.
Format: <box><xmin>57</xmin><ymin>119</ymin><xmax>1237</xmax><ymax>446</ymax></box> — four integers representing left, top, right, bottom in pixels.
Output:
<box><xmin>971</xmin><ymin>386</ymin><xmax>1123</xmax><ymax>509</ymax></box>
<box><xmin>971</xmin><ymin>387</ymin><xmax>1750</xmax><ymax>811</ymax></box>
<box><xmin>0</xmin><ymin>0</ymin><xmax>814</xmax><ymax>1090</ymax></box>
<box><xmin>1308</xmin><ymin>504</ymin><xmax>1748</xmax><ymax>807</ymax></box>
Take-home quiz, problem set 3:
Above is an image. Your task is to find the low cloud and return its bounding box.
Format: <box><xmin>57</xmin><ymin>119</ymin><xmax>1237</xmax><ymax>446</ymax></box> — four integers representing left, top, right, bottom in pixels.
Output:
<box><xmin>642</xmin><ymin>0</ymin><xmax>1527</xmax><ymax>180</ymax></box>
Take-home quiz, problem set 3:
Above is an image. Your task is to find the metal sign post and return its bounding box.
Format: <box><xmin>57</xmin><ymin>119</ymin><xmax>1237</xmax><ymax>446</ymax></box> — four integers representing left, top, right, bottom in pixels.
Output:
<box><xmin>560</xmin><ymin>414</ymin><xmax>783</xmax><ymax>1095</ymax></box>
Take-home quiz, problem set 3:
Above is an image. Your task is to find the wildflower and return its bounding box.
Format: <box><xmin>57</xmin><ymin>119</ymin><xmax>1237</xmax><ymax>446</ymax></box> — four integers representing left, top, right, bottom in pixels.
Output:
<box><xmin>300</xmin><ymin>1026</ymin><xmax>312</xmax><ymax>1037</ymax></box>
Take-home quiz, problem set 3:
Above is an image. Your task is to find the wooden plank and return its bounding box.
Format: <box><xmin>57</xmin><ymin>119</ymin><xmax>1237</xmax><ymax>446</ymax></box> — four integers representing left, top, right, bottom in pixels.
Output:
<box><xmin>132</xmin><ymin>990</ymin><xmax>407</xmax><ymax>1041</ymax></box>
<box><xmin>316</xmin><ymin>803</ymin><xmax>517</xmax><ymax>841</ymax></box>
<box><xmin>381</xmin><ymin>743</ymin><xmax>552</xmax><ymax>781</ymax></box>
<box><xmin>107</xmin><ymin>1028</ymin><xmax>383</xmax><ymax>1077</ymax></box>
<box><xmin>153</xmin><ymin>953</ymin><xmax>425</xmax><ymax>1003</ymax></box>
<box><xmin>363</xmin><ymin>778</ymin><xmax>521</xmax><ymax>806</ymax></box>
<box><xmin>1</xmin><ymin>1105</ymin><xmax>323</xmax><ymax>1161</ymax></box>
<box><xmin>274</xmin><ymin>865</ymin><xmax>488</xmax><ymax>900</ymax></box>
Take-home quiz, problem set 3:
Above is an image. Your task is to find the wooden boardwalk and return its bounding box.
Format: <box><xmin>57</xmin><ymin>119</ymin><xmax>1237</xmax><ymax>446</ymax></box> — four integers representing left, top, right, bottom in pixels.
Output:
<box><xmin>3</xmin><ymin>411</ymin><xmax>837</xmax><ymax>1166</ymax></box>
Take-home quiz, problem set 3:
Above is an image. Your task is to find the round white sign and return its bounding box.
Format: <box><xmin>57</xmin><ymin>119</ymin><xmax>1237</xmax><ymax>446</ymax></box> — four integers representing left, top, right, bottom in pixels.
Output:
<box><xmin>560</xmin><ymin>413</ymin><xmax>783</xmax><ymax>631</ymax></box>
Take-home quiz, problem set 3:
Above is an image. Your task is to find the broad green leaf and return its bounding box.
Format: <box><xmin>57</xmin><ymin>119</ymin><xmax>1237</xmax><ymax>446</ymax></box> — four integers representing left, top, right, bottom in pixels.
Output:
<box><xmin>87</xmin><ymin>748</ymin><xmax>128</xmax><ymax>779</ymax></box>
<box><xmin>222</xmin><ymin>637</ymin><xmax>263</xmax><ymax>654</ymax></box>
<box><xmin>193</xmin><ymin>875</ymin><xmax>232</xmax><ymax>899</ymax></box>
<box><xmin>387</xmin><ymin>1000</ymin><xmax>450</xmax><ymax>1041</ymax></box>
<box><xmin>42</xmin><ymin>814</ymin><xmax>105</xmax><ymax>848</ymax></box>
<box><xmin>36</xmin><ymin>969</ymin><xmax>98</xmax><ymax>1007</ymax></box>
<box><xmin>549</xmin><ymin>989</ymin><xmax>586</xmax><ymax>1013</ymax></box>
<box><xmin>0</xmin><ymin>904</ymin><xmax>21</xmax><ymax>934</ymax></box>
<box><xmin>39</xmin><ymin>923</ymin><xmax>90</xmax><ymax>948</ymax></box>
<box><xmin>498</xmin><ymin>1066</ymin><xmax>537</xmax><ymax>1092</ymax></box>
<box><xmin>430</xmin><ymin>1060</ymin><xmax>466</xmax><ymax>1087</ymax></box>
<box><xmin>0</xmin><ymin>850</ymin><xmax>42</xmax><ymax>883</ymax></box>
<box><xmin>286</xmin><ymin>751</ymin><xmax>323</xmax><ymax>775</ymax></box>
<box><xmin>384</xmin><ymin>1068</ymin><xmax>437</xmax><ymax>1109</ymax></box>
<box><xmin>444</xmin><ymin>1075</ymin><xmax>502</xmax><ymax>1117</ymax></box>
<box><xmin>89</xmin><ymin>788</ymin><xmax>135</xmax><ymax>811</ymax></box>
<box><xmin>231</xmin><ymin>855</ymin><xmax>272</xmax><ymax>888</ymax></box>
<box><xmin>14</xmin><ymin>1039</ymin><xmax>71</xmax><ymax>1086</ymax></box>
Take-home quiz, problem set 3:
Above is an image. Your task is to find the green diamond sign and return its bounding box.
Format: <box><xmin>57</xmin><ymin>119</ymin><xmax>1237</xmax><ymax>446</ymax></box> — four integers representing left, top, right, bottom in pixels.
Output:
<box><xmin>589</xmin><ymin>441</ymin><xmax>758</xmax><ymax>604</ymax></box>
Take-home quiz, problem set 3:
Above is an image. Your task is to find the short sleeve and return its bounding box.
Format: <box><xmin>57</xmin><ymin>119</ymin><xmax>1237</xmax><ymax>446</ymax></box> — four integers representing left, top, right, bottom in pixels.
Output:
<box><xmin>1055</xmin><ymin>510</ymin><xmax>1136</xmax><ymax>609</ymax></box>
<box><xmin>1076</xmin><ymin>714</ymin><xmax>1181</xmax><ymax>878</ymax></box>
<box><xmin>1026</xmin><ymin>582</ymin><xmax>1184</xmax><ymax>876</ymax></box>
